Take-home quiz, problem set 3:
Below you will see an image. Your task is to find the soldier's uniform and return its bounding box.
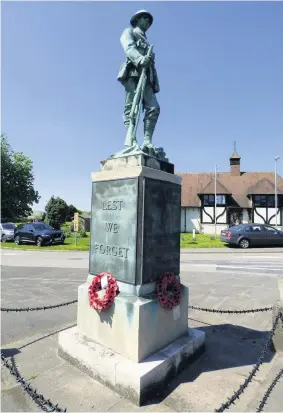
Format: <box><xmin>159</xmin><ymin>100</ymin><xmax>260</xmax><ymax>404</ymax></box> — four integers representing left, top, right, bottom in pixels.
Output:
<box><xmin>117</xmin><ymin>10</ymin><xmax>160</xmax><ymax>146</ymax></box>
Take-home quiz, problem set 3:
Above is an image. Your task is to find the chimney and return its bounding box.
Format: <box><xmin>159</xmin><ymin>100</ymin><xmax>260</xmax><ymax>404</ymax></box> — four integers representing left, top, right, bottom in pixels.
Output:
<box><xmin>230</xmin><ymin>151</ymin><xmax>241</xmax><ymax>176</ymax></box>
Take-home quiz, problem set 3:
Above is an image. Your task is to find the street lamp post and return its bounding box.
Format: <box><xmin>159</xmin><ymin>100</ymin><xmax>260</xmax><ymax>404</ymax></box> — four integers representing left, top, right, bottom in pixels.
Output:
<box><xmin>274</xmin><ymin>156</ymin><xmax>280</xmax><ymax>228</ymax></box>
<box><xmin>214</xmin><ymin>164</ymin><xmax>217</xmax><ymax>239</ymax></box>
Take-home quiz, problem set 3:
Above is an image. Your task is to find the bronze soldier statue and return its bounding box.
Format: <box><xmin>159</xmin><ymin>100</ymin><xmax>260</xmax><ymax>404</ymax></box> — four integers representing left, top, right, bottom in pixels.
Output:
<box><xmin>117</xmin><ymin>10</ymin><xmax>160</xmax><ymax>150</ymax></box>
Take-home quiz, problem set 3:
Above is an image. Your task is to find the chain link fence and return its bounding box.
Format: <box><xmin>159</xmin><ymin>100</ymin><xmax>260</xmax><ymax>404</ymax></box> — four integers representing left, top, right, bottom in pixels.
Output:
<box><xmin>214</xmin><ymin>312</ymin><xmax>283</xmax><ymax>412</ymax></box>
<box><xmin>256</xmin><ymin>366</ymin><xmax>283</xmax><ymax>412</ymax></box>
<box><xmin>1</xmin><ymin>300</ymin><xmax>273</xmax><ymax>314</ymax></box>
<box><xmin>1</xmin><ymin>299</ymin><xmax>78</xmax><ymax>312</ymax></box>
<box><xmin>1</xmin><ymin>354</ymin><xmax>66</xmax><ymax>412</ymax></box>
<box><xmin>1</xmin><ymin>298</ymin><xmax>282</xmax><ymax>412</ymax></box>
<box><xmin>188</xmin><ymin>304</ymin><xmax>273</xmax><ymax>314</ymax></box>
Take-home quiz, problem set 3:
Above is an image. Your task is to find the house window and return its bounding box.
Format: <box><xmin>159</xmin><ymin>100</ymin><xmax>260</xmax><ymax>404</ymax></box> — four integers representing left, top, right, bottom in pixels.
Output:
<box><xmin>267</xmin><ymin>196</ymin><xmax>275</xmax><ymax>207</ymax></box>
<box><xmin>203</xmin><ymin>195</ymin><xmax>226</xmax><ymax>206</ymax></box>
<box><xmin>216</xmin><ymin>195</ymin><xmax>226</xmax><ymax>205</ymax></box>
<box><xmin>203</xmin><ymin>195</ymin><xmax>214</xmax><ymax>206</ymax></box>
<box><xmin>254</xmin><ymin>195</ymin><xmax>275</xmax><ymax>207</ymax></box>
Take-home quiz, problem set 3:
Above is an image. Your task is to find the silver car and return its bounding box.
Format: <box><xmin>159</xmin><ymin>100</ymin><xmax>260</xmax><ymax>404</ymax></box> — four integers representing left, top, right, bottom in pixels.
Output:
<box><xmin>220</xmin><ymin>223</ymin><xmax>283</xmax><ymax>248</ymax></box>
<box><xmin>0</xmin><ymin>222</ymin><xmax>16</xmax><ymax>242</ymax></box>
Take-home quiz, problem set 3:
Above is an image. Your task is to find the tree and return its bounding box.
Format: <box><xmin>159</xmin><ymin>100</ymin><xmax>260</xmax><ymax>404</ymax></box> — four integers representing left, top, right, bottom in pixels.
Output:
<box><xmin>27</xmin><ymin>210</ymin><xmax>45</xmax><ymax>222</ymax></box>
<box><xmin>1</xmin><ymin>134</ymin><xmax>40</xmax><ymax>221</ymax></box>
<box><xmin>80</xmin><ymin>210</ymin><xmax>91</xmax><ymax>217</ymax></box>
<box><xmin>66</xmin><ymin>204</ymin><xmax>81</xmax><ymax>222</ymax></box>
<box><xmin>45</xmin><ymin>196</ymin><xmax>69</xmax><ymax>229</ymax></box>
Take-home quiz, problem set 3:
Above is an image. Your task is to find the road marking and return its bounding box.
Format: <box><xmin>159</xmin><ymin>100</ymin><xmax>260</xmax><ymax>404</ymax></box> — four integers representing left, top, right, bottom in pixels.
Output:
<box><xmin>181</xmin><ymin>263</ymin><xmax>215</xmax><ymax>267</ymax></box>
<box><xmin>1</xmin><ymin>277</ymin><xmax>84</xmax><ymax>282</ymax></box>
<box><xmin>217</xmin><ymin>265</ymin><xmax>283</xmax><ymax>271</ymax></box>
<box><xmin>181</xmin><ymin>262</ymin><xmax>283</xmax><ymax>268</ymax></box>
<box><xmin>236</xmin><ymin>255</ymin><xmax>281</xmax><ymax>260</ymax></box>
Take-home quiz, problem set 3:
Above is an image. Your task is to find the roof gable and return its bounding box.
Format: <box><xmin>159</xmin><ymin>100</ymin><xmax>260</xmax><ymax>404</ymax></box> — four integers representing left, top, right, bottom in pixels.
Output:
<box><xmin>178</xmin><ymin>172</ymin><xmax>283</xmax><ymax>208</ymax></box>
<box><xmin>246</xmin><ymin>177</ymin><xmax>283</xmax><ymax>195</ymax></box>
<box><xmin>199</xmin><ymin>179</ymin><xmax>231</xmax><ymax>195</ymax></box>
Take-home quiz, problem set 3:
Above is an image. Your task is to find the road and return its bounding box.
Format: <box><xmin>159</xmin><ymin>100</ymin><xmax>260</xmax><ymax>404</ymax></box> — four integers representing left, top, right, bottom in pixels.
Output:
<box><xmin>1</xmin><ymin>247</ymin><xmax>282</xmax><ymax>346</ymax></box>
<box><xmin>2</xmin><ymin>246</ymin><xmax>283</xmax><ymax>271</ymax></box>
<box><xmin>1</xmin><ymin>247</ymin><xmax>283</xmax><ymax>412</ymax></box>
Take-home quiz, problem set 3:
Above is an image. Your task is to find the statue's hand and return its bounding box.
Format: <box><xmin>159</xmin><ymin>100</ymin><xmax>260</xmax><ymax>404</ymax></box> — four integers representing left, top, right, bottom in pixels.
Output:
<box><xmin>140</xmin><ymin>56</ymin><xmax>151</xmax><ymax>68</ymax></box>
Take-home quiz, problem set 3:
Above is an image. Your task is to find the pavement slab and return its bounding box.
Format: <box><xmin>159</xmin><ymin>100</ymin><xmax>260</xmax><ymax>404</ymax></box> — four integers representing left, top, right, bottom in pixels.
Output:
<box><xmin>246</xmin><ymin>354</ymin><xmax>283</xmax><ymax>412</ymax></box>
<box><xmin>1</xmin><ymin>249</ymin><xmax>283</xmax><ymax>412</ymax></box>
<box><xmin>2</xmin><ymin>318</ymin><xmax>281</xmax><ymax>412</ymax></box>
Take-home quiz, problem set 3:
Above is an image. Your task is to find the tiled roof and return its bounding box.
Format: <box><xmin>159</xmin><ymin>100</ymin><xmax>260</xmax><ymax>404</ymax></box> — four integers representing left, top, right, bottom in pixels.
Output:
<box><xmin>199</xmin><ymin>179</ymin><xmax>231</xmax><ymax>195</ymax></box>
<box><xmin>177</xmin><ymin>171</ymin><xmax>283</xmax><ymax>208</ymax></box>
<box><xmin>247</xmin><ymin>177</ymin><xmax>283</xmax><ymax>195</ymax></box>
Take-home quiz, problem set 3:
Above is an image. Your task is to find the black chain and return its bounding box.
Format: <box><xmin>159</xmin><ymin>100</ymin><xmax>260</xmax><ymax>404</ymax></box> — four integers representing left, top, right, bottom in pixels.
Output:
<box><xmin>189</xmin><ymin>305</ymin><xmax>273</xmax><ymax>314</ymax></box>
<box><xmin>1</xmin><ymin>299</ymin><xmax>78</xmax><ymax>312</ymax></box>
<box><xmin>1</xmin><ymin>354</ymin><xmax>67</xmax><ymax>412</ymax></box>
<box><xmin>256</xmin><ymin>313</ymin><xmax>283</xmax><ymax>412</ymax></box>
<box><xmin>214</xmin><ymin>311</ymin><xmax>282</xmax><ymax>412</ymax></box>
<box><xmin>2</xmin><ymin>301</ymin><xmax>273</xmax><ymax>315</ymax></box>
<box><xmin>256</xmin><ymin>368</ymin><xmax>283</xmax><ymax>412</ymax></box>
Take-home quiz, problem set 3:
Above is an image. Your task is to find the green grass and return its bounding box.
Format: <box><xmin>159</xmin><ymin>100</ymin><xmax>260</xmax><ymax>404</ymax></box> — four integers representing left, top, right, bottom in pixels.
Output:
<box><xmin>2</xmin><ymin>233</ymin><xmax>225</xmax><ymax>251</ymax></box>
<box><xmin>180</xmin><ymin>233</ymin><xmax>225</xmax><ymax>248</ymax></box>
<box><xmin>1</xmin><ymin>236</ymin><xmax>90</xmax><ymax>251</ymax></box>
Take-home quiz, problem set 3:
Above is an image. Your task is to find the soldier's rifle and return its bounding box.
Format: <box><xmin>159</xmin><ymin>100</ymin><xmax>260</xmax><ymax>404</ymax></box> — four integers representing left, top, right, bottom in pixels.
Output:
<box><xmin>124</xmin><ymin>45</ymin><xmax>154</xmax><ymax>147</ymax></box>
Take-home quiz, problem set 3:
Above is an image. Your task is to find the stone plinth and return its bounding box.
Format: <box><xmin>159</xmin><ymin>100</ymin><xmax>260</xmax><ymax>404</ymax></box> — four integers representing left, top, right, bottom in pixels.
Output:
<box><xmin>77</xmin><ymin>283</ymin><xmax>189</xmax><ymax>362</ymax></box>
<box><xmin>89</xmin><ymin>156</ymin><xmax>182</xmax><ymax>290</ymax></box>
<box><xmin>58</xmin><ymin>326</ymin><xmax>205</xmax><ymax>406</ymax></box>
<box><xmin>101</xmin><ymin>153</ymin><xmax>174</xmax><ymax>174</ymax></box>
<box><xmin>58</xmin><ymin>155</ymin><xmax>205</xmax><ymax>405</ymax></box>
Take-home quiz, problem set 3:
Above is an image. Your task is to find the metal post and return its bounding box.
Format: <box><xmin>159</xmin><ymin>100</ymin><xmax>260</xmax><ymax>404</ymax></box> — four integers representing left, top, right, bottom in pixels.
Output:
<box><xmin>214</xmin><ymin>164</ymin><xmax>217</xmax><ymax>239</ymax></box>
<box><xmin>275</xmin><ymin>156</ymin><xmax>280</xmax><ymax>227</ymax></box>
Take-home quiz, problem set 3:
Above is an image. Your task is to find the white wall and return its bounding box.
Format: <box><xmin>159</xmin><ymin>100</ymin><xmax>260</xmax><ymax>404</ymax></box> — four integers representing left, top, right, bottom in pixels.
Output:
<box><xmin>180</xmin><ymin>207</ymin><xmax>201</xmax><ymax>233</ymax></box>
<box><xmin>181</xmin><ymin>207</ymin><xmax>228</xmax><ymax>234</ymax></box>
<box><xmin>202</xmin><ymin>224</ymin><xmax>228</xmax><ymax>235</ymax></box>
<box><xmin>267</xmin><ymin>208</ymin><xmax>280</xmax><ymax>225</ymax></box>
<box><xmin>242</xmin><ymin>209</ymin><xmax>250</xmax><ymax>224</ymax></box>
<box><xmin>215</xmin><ymin>207</ymin><xmax>226</xmax><ymax>223</ymax></box>
<box><xmin>253</xmin><ymin>208</ymin><xmax>266</xmax><ymax>224</ymax></box>
<box><xmin>202</xmin><ymin>207</ymin><xmax>214</xmax><ymax>223</ymax></box>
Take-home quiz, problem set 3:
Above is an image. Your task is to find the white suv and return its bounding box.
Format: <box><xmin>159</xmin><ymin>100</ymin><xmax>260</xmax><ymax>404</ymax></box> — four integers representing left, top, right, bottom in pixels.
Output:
<box><xmin>0</xmin><ymin>223</ymin><xmax>16</xmax><ymax>242</ymax></box>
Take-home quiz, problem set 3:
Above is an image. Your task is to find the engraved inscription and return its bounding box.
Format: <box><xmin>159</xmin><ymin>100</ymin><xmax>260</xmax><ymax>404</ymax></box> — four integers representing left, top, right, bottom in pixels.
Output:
<box><xmin>90</xmin><ymin>179</ymin><xmax>138</xmax><ymax>284</ymax></box>
<box><xmin>94</xmin><ymin>242</ymin><xmax>129</xmax><ymax>258</ymax></box>
<box><xmin>102</xmin><ymin>200</ymin><xmax>123</xmax><ymax>210</ymax></box>
<box><xmin>105</xmin><ymin>222</ymin><xmax>119</xmax><ymax>233</ymax></box>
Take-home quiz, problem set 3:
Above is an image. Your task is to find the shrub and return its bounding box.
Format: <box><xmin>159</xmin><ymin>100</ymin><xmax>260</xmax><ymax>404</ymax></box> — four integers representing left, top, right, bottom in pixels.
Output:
<box><xmin>79</xmin><ymin>228</ymin><xmax>87</xmax><ymax>238</ymax></box>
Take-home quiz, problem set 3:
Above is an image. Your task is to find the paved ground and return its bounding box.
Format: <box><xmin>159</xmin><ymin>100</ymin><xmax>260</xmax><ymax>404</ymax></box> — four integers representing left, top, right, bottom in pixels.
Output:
<box><xmin>1</xmin><ymin>248</ymin><xmax>283</xmax><ymax>412</ymax></box>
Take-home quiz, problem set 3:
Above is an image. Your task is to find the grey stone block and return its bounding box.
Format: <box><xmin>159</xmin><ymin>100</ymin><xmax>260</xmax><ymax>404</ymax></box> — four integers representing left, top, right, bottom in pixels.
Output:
<box><xmin>100</xmin><ymin>154</ymin><xmax>175</xmax><ymax>174</ymax></box>
<box><xmin>89</xmin><ymin>165</ymin><xmax>181</xmax><ymax>287</ymax></box>
<box><xmin>77</xmin><ymin>284</ymin><xmax>189</xmax><ymax>362</ymax></box>
<box><xmin>58</xmin><ymin>326</ymin><xmax>205</xmax><ymax>406</ymax></box>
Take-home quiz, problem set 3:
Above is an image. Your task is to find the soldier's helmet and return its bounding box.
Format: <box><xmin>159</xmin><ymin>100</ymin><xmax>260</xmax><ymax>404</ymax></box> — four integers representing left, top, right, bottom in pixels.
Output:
<box><xmin>130</xmin><ymin>10</ymin><xmax>153</xmax><ymax>28</ymax></box>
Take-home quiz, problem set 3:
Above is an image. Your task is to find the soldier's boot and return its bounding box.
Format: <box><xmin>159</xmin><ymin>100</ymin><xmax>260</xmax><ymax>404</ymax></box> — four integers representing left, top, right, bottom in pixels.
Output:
<box><xmin>124</xmin><ymin>121</ymin><xmax>137</xmax><ymax>146</ymax></box>
<box><xmin>142</xmin><ymin>118</ymin><xmax>156</xmax><ymax>149</ymax></box>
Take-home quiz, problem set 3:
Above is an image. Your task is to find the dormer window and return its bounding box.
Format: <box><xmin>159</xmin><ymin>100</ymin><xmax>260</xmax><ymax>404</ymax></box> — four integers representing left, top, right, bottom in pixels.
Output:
<box><xmin>216</xmin><ymin>195</ymin><xmax>226</xmax><ymax>205</ymax></box>
<box><xmin>203</xmin><ymin>195</ymin><xmax>226</xmax><ymax>206</ymax></box>
<box><xmin>254</xmin><ymin>195</ymin><xmax>275</xmax><ymax>207</ymax></box>
<box><xmin>203</xmin><ymin>195</ymin><xmax>214</xmax><ymax>206</ymax></box>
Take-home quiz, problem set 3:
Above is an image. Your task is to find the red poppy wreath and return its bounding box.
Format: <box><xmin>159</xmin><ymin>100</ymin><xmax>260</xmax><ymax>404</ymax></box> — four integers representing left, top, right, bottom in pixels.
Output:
<box><xmin>156</xmin><ymin>272</ymin><xmax>181</xmax><ymax>310</ymax></box>
<box><xmin>88</xmin><ymin>272</ymin><xmax>119</xmax><ymax>311</ymax></box>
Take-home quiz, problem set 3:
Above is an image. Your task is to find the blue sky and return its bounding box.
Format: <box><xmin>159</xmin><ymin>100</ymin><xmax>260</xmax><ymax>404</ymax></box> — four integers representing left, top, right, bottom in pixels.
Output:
<box><xmin>2</xmin><ymin>1</ymin><xmax>283</xmax><ymax>212</ymax></box>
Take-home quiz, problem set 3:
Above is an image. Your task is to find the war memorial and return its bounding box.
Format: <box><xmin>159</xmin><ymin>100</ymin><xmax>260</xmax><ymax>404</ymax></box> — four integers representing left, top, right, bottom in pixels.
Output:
<box><xmin>58</xmin><ymin>10</ymin><xmax>205</xmax><ymax>405</ymax></box>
